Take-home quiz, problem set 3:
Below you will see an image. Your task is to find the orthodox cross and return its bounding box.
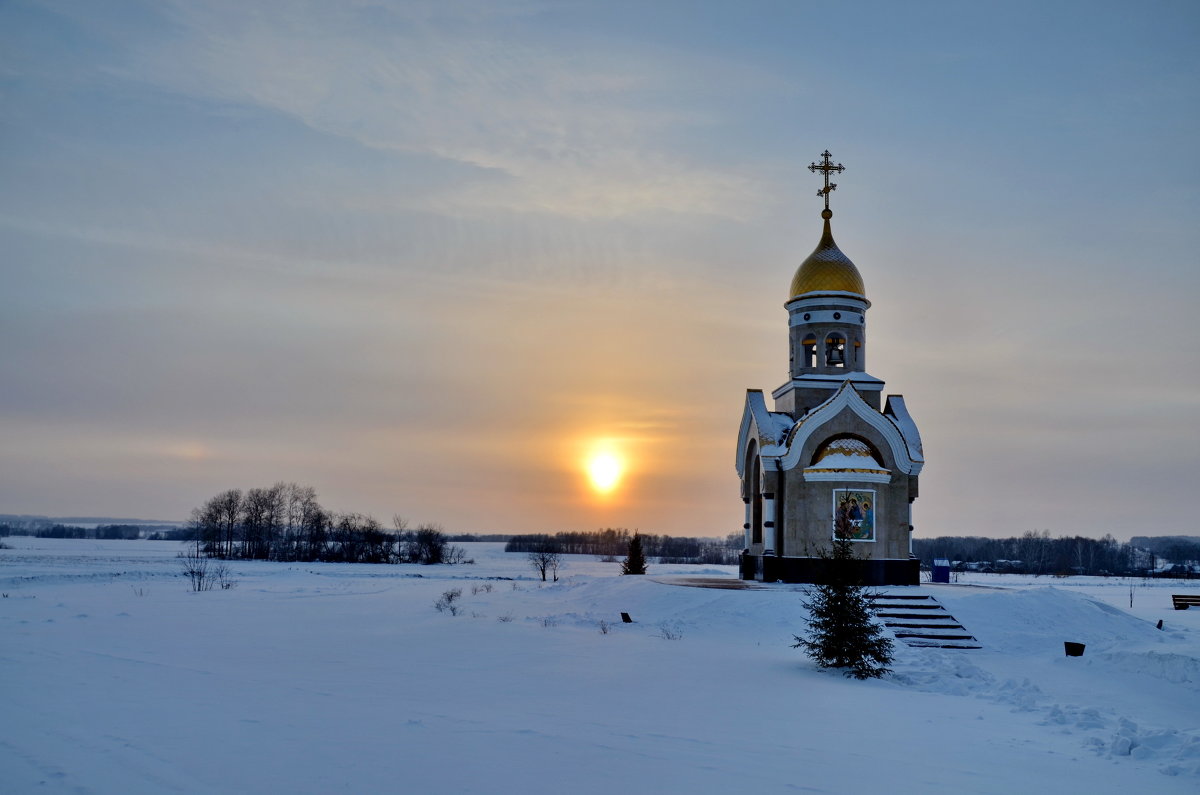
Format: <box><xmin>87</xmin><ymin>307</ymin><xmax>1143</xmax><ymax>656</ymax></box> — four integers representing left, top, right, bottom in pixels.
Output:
<box><xmin>808</xmin><ymin>150</ymin><xmax>845</xmax><ymax>214</ymax></box>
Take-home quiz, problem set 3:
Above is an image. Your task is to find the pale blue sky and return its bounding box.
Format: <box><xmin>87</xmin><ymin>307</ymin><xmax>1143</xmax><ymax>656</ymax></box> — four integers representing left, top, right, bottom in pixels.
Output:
<box><xmin>2</xmin><ymin>0</ymin><xmax>1197</xmax><ymax>538</ymax></box>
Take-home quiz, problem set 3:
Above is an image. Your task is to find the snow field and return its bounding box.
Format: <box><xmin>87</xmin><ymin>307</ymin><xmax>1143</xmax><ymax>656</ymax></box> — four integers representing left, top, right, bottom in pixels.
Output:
<box><xmin>2</xmin><ymin>538</ymin><xmax>1199</xmax><ymax>793</ymax></box>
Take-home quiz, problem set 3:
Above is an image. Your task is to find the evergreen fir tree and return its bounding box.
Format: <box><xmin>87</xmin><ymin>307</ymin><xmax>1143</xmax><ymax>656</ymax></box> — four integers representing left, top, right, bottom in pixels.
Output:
<box><xmin>792</xmin><ymin>506</ymin><xmax>893</xmax><ymax>679</ymax></box>
<box><xmin>621</xmin><ymin>532</ymin><xmax>647</xmax><ymax>575</ymax></box>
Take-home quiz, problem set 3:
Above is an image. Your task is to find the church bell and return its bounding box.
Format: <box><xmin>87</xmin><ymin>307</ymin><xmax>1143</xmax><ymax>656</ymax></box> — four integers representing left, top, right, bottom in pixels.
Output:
<box><xmin>826</xmin><ymin>339</ymin><xmax>845</xmax><ymax>364</ymax></box>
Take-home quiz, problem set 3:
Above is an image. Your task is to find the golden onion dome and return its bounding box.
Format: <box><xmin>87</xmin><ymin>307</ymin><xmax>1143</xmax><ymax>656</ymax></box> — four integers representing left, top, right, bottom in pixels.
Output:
<box><xmin>788</xmin><ymin>211</ymin><xmax>866</xmax><ymax>299</ymax></box>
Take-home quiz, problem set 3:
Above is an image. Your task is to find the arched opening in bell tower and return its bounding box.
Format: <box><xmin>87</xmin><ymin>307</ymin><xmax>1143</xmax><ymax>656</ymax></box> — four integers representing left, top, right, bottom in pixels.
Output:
<box><xmin>802</xmin><ymin>334</ymin><xmax>818</xmax><ymax>368</ymax></box>
<box><xmin>825</xmin><ymin>333</ymin><xmax>846</xmax><ymax>367</ymax></box>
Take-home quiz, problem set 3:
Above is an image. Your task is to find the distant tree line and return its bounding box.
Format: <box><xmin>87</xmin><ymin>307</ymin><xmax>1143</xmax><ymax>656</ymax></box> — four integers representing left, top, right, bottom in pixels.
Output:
<box><xmin>443</xmin><ymin>533</ymin><xmax>513</xmax><ymax>542</ymax></box>
<box><xmin>31</xmin><ymin>524</ymin><xmax>90</xmax><ymax>539</ymax></box>
<box><xmin>505</xmin><ymin>529</ymin><xmax>743</xmax><ymax>565</ymax></box>
<box><xmin>0</xmin><ymin>514</ymin><xmax>181</xmax><ymax>532</ymax></box>
<box><xmin>187</xmin><ymin>482</ymin><xmax>468</xmax><ymax>565</ymax></box>
<box><xmin>913</xmin><ymin>531</ymin><xmax>1200</xmax><ymax>577</ymax></box>
<box><xmin>0</xmin><ymin>523</ymin><xmax>180</xmax><ymax>539</ymax></box>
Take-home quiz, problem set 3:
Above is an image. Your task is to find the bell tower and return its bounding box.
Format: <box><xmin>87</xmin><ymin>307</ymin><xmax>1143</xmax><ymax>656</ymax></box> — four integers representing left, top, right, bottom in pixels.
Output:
<box><xmin>774</xmin><ymin>151</ymin><xmax>884</xmax><ymax>416</ymax></box>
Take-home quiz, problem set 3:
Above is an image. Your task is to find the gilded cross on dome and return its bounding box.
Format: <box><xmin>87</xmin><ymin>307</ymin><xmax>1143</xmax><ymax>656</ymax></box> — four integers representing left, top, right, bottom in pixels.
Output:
<box><xmin>808</xmin><ymin>150</ymin><xmax>845</xmax><ymax>217</ymax></box>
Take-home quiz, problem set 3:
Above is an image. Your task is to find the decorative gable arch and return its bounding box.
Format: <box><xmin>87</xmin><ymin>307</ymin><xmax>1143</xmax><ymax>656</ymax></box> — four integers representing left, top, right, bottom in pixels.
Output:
<box><xmin>780</xmin><ymin>383</ymin><xmax>921</xmax><ymax>475</ymax></box>
<box><xmin>735</xmin><ymin>389</ymin><xmax>790</xmax><ymax>478</ymax></box>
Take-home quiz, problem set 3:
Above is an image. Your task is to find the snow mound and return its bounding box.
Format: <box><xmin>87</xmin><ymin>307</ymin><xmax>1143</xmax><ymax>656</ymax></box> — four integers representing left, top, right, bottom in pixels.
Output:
<box><xmin>944</xmin><ymin>586</ymin><xmax>1169</xmax><ymax>654</ymax></box>
<box><xmin>1098</xmin><ymin>718</ymin><xmax>1200</xmax><ymax>777</ymax></box>
<box><xmin>1097</xmin><ymin>650</ymin><xmax>1200</xmax><ymax>691</ymax></box>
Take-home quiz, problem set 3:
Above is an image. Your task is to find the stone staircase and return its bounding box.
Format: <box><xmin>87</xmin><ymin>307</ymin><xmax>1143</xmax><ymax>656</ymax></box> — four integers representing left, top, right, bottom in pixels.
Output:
<box><xmin>868</xmin><ymin>593</ymin><xmax>981</xmax><ymax>649</ymax></box>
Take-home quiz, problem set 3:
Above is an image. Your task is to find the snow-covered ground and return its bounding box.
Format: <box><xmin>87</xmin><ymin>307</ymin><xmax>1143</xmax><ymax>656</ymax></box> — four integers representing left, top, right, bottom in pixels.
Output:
<box><xmin>2</xmin><ymin>538</ymin><xmax>1198</xmax><ymax>793</ymax></box>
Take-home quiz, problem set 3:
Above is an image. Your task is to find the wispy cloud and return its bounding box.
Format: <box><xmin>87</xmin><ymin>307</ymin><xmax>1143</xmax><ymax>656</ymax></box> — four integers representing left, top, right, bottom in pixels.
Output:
<box><xmin>87</xmin><ymin>1</ymin><xmax>771</xmax><ymax>220</ymax></box>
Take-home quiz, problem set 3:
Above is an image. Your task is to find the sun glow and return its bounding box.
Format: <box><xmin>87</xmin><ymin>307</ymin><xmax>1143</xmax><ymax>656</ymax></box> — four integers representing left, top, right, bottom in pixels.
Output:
<box><xmin>585</xmin><ymin>450</ymin><xmax>624</xmax><ymax>495</ymax></box>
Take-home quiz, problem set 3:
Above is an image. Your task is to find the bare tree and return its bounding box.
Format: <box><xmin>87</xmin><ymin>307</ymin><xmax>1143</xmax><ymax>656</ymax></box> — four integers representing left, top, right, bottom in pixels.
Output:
<box><xmin>392</xmin><ymin>515</ymin><xmax>409</xmax><ymax>562</ymax></box>
<box><xmin>263</xmin><ymin>482</ymin><xmax>289</xmax><ymax>559</ymax></box>
<box><xmin>402</xmin><ymin>524</ymin><xmax>452</xmax><ymax>564</ymax></box>
<box><xmin>331</xmin><ymin>512</ymin><xmax>384</xmax><ymax>562</ymax></box>
<box><xmin>215</xmin><ymin>489</ymin><xmax>242</xmax><ymax>559</ymax></box>
<box><xmin>528</xmin><ymin>540</ymin><xmax>561</xmax><ymax>582</ymax></box>
<box><xmin>279</xmin><ymin>482</ymin><xmax>315</xmax><ymax>560</ymax></box>
<box><xmin>188</xmin><ymin>503</ymin><xmax>219</xmax><ymax>557</ymax></box>
<box><xmin>241</xmin><ymin>487</ymin><xmax>269</xmax><ymax>560</ymax></box>
<box><xmin>299</xmin><ymin>492</ymin><xmax>329</xmax><ymax>561</ymax></box>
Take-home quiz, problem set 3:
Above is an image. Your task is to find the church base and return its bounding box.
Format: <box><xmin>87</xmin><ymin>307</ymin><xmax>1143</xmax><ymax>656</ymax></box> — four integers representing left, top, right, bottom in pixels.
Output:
<box><xmin>741</xmin><ymin>553</ymin><xmax>919</xmax><ymax>586</ymax></box>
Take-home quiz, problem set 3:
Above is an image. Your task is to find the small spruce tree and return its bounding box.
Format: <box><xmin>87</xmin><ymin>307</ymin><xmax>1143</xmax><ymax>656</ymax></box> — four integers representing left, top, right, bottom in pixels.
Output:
<box><xmin>621</xmin><ymin>532</ymin><xmax>647</xmax><ymax>575</ymax></box>
<box><xmin>792</xmin><ymin>505</ymin><xmax>893</xmax><ymax>679</ymax></box>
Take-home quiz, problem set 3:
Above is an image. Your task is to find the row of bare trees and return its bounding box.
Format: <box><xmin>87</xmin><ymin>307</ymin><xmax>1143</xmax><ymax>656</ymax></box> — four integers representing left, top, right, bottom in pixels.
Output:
<box><xmin>189</xmin><ymin>483</ymin><xmax>467</xmax><ymax>565</ymax></box>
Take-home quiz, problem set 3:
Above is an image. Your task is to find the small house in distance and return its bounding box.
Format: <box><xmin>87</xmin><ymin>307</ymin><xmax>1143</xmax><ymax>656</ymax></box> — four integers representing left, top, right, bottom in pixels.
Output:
<box><xmin>736</xmin><ymin>151</ymin><xmax>924</xmax><ymax>586</ymax></box>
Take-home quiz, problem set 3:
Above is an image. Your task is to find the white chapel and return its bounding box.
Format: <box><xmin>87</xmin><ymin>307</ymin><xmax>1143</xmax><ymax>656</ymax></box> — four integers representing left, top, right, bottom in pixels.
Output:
<box><xmin>736</xmin><ymin>151</ymin><xmax>924</xmax><ymax>585</ymax></box>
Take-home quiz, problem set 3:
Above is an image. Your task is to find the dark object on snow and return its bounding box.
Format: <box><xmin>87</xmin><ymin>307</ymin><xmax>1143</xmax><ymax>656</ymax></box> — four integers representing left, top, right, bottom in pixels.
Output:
<box><xmin>1064</xmin><ymin>642</ymin><xmax>1085</xmax><ymax>657</ymax></box>
<box><xmin>1157</xmin><ymin>619</ymin><xmax>1164</xmax><ymax>630</ymax></box>
<box><xmin>620</xmin><ymin>612</ymin><xmax>633</xmax><ymax>623</ymax></box>
<box><xmin>1171</xmin><ymin>594</ymin><xmax>1200</xmax><ymax>610</ymax></box>
<box><xmin>931</xmin><ymin>559</ymin><xmax>951</xmax><ymax>584</ymax></box>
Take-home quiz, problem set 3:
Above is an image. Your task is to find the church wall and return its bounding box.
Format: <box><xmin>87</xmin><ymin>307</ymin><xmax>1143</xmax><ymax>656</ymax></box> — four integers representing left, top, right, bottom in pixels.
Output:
<box><xmin>778</xmin><ymin>407</ymin><xmax>913</xmax><ymax>562</ymax></box>
<box><xmin>779</xmin><ymin>472</ymin><xmax>911</xmax><ymax>561</ymax></box>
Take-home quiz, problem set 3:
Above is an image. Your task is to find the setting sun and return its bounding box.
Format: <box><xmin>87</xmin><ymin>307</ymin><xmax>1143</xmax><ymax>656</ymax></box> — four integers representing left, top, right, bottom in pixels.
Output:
<box><xmin>585</xmin><ymin>451</ymin><xmax>624</xmax><ymax>494</ymax></box>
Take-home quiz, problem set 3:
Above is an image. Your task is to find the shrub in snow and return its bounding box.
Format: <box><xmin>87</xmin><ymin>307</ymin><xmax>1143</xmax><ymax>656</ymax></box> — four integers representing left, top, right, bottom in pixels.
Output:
<box><xmin>657</xmin><ymin>621</ymin><xmax>683</xmax><ymax>640</ymax></box>
<box><xmin>442</xmin><ymin>544</ymin><xmax>472</xmax><ymax>565</ymax></box>
<box><xmin>434</xmin><ymin>588</ymin><xmax>463</xmax><ymax>616</ymax></box>
<box><xmin>213</xmin><ymin>561</ymin><xmax>236</xmax><ymax>590</ymax></box>
<box><xmin>598</xmin><ymin>619</ymin><xmax>611</xmax><ymax>634</ymax></box>
<box><xmin>621</xmin><ymin>533</ymin><xmax>647</xmax><ymax>575</ymax></box>
<box><xmin>496</xmin><ymin>613</ymin><xmax>514</xmax><ymax>623</ymax></box>
<box><xmin>179</xmin><ymin>544</ymin><xmax>214</xmax><ymax>591</ymax></box>
<box><xmin>793</xmin><ymin>510</ymin><xmax>893</xmax><ymax>680</ymax></box>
